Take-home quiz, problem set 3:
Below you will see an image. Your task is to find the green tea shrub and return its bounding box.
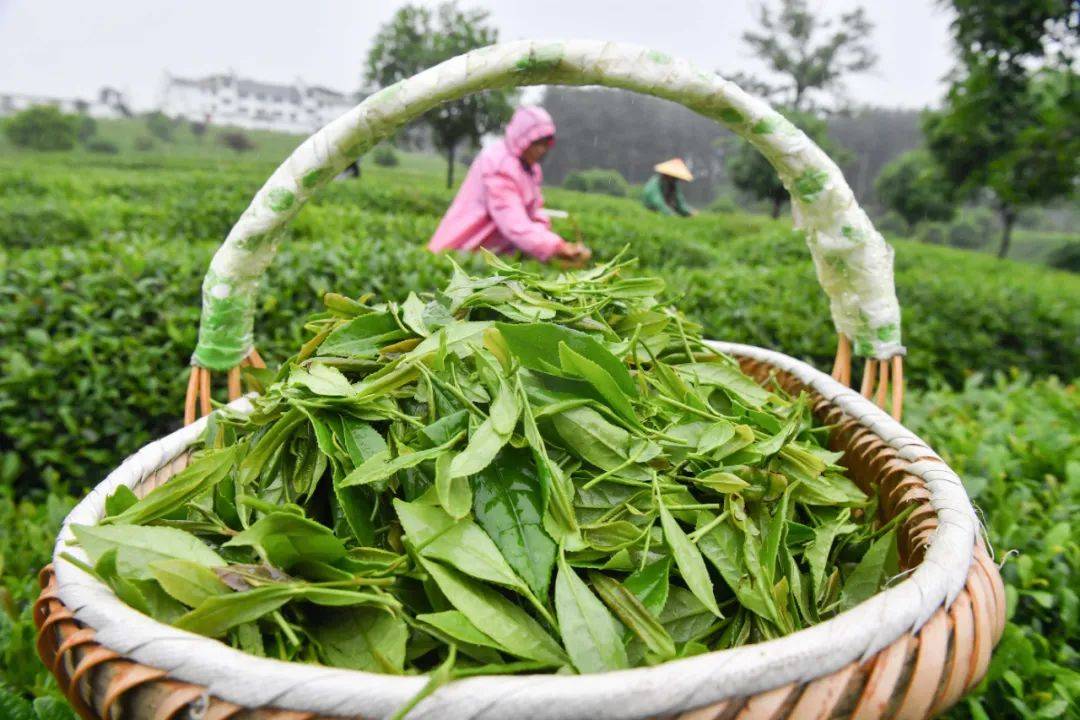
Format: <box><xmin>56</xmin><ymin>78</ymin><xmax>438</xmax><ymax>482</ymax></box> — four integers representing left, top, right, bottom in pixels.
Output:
<box><xmin>948</xmin><ymin>218</ymin><xmax>987</xmax><ymax>249</ymax></box>
<box><xmin>707</xmin><ymin>195</ymin><xmax>739</xmax><ymax>214</ymax></box>
<box><xmin>563</xmin><ymin>169</ymin><xmax>630</xmax><ymax>197</ymax></box>
<box><xmin>0</xmin><ymin>198</ymin><xmax>92</xmax><ymax>248</ymax></box>
<box><xmin>905</xmin><ymin>374</ymin><xmax>1080</xmax><ymax>718</ymax></box>
<box><xmin>874</xmin><ymin>210</ymin><xmax>909</xmax><ymax>237</ymax></box>
<box><xmin>0</xmin><ymin>487</ymin><xmax>75</xmax><ymax>702</ymax></box>
<box><xmin>85</xmin><ymin>139</ymin><xmax>120</xmax><ymax>155</ymax></box>
<box><xmin>219</xmin><ymin>131</ymin><xmax>255</xmax><ymax>153</ymax></box>
<box><xmin>917</xmin><ymin>221</ymin><xmax>948</xmax><ymax>245</ymax></box>
<box><xmin>2</xmin><ymin>156</ymin><xmax>1077</xmax><ymax>496</ymax></box>
<box><xmin>372</xmin><ymin>144</ymin><xmax>400</xmax><ymax>167</ymax></box>
<box><xmin>3</xmin><ymin>107</ymin><xmax>79</xmax><ymax>152</ymax></box>
<box><xmin>1047</xmin><ymin>242</ymin><xmax>1080</xmax><ymax>273</ymax></box>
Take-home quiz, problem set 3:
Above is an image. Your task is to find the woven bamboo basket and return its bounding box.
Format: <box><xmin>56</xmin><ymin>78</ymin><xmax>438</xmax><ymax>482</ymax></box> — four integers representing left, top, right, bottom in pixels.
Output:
<box><xmin>37</xmin><ymin>40</ymin><xmax>1004</xmax><ymax>720</ymax></box>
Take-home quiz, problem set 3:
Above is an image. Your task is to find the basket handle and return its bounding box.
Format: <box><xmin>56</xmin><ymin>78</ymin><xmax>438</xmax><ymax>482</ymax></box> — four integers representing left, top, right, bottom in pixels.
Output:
<box><xmin>189</xmin><ymin>40</ymin><xmax>904</xmax><ymax>413</ymax></box>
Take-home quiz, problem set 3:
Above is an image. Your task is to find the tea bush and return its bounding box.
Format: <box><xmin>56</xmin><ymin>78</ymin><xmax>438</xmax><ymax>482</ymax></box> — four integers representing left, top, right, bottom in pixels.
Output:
<box><xmin>372</xmin><ymin>143</ymin><xmax>400</xmax><ymax>167</ymax></box>
<box><xmin>904</xmin><ymin>374</ymin><xmax>1080</xmax><ymax>718</ymax></box>
<box><xmin>2</xmin><ymin>157</ymin><xmax>1078</xmax><ymax>494</ymax></box>
<box><xmin>563</xmin><ymin>168</ymin><xmax>631</xmax><ymax>196</ymax></box>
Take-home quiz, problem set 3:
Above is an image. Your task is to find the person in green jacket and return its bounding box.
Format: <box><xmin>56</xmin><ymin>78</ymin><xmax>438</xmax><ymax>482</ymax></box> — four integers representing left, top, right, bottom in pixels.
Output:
<box><xmin>642</xmin><ymin>158</ymin><xmax>696</xmax><ymax>216</ymax></box>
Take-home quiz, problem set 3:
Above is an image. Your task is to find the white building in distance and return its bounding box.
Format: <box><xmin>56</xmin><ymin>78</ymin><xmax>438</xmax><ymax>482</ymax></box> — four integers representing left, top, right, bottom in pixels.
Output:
<box><xmin>160</xmin><ymin>72</ymin><xmax>359</xmax><ymax>134</ymax></box>
<box><xmin>0</xmin><ymin>87</ymin><xmax>130</xmax><ymax>119</ymax></box>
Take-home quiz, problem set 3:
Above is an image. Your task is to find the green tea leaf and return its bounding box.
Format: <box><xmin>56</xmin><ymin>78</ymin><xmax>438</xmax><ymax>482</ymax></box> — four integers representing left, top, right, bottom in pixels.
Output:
<box><xmin>625</xmin><ymin>556</ymin><xmax>672</xmax><ymax>616</ymax></box>
<box><xmin>421</xmin><ymin>559</ymin><xmax>565</xmax><ymax>665</ymax></box>
<box><xmin>308</xmin><ymin>607</ymin><xmax>407</xmax><ymax>674</ymax></box>
<box><xmin>149</xmin><ymin>559</ymin><xmax>230</xmax><ymax>608</ymax></box>
<box><xmin>224</xmin><ymin>511</ymin><xmax>346</xmax><ymax>569</ymax></box>
<box><xmin>762</xmin><ymin>487</ymin><xmax>793</xmax><ymax>585</ymax></box>
<box><xmin>175</xmin><ymin>585</ymin><xmax>393</xmax><ymax>637</ymax></box>
<box><xmin>839</xmin><ymin>528</ymin><xmax>899</xmax><ymax>611</ymax></box>
<box><xmin>289</xmin><ymin>362</ymin><xmax>355</xmax><ymax>396</ymax></box>
<box><xmin>589</xmin><ymin>571</ymin><xmax>676</xmax><ymax>660</ymax></box>
<box><xmin>394</xmin><ymin>500</ymin><xmax>525</xmax><ymax>592</ymax></box>
<box><xmin>658</xmin><ymin>586</ymin><xmax>715</xmax><ymax>644</ymax></box>
<box><xmin>697</xmin><ymin>515</ymin><xmax>775</xmax><ymax>622</ymax></box>
<box><xmin>340</xmin><ymin>433</ymin><xmax>462</xmax><ymax>488</ymax></box>
<box><xmin>582</xmin><ymin>521</ymin><xmax>647</xmax><ymax>552</ymax></box>
<box><xmin>805</xmin><ymin>510</ymin><xmax>856</xmax><ymax>600</ymax></box>
<box><xmin>554</xmin><ymin>554</ymin><xmax>629</xmax><ymax>673</ymax></box>
<box><xmin>103</xmin><ymin>485</ymin><xmax>138</xmax><ymax>518</ymax></box>
<box><xmin>688</xmin><ymin>470</ymin><xmax>749</xmax><ymax>494</ymax></box>
<box><xmin>320</xmin><ymin>312</ymin><xmax>408</xmax><ymax>357</ymax></box>
<box><xmin>675</xmin><ymin>362</ymin><xmax>772</xmax><ymax>407</ymax></box>
<box><xmin>401</xmin><ymin>292</ymin><xmax>429</xmax><ymax>337</ymax></box>
<box><xmin>473</xmin><ymin>448</ymin><xmax>557</xmax><ymax>597</ymax></box>
<box><xmin>557</xmin><ymin>341</ymin><xmax>639</xmax><ymax>426</ymax></box>
<box><xmin>551</xmin><ymin>406</ymin><xmax>640</xmax><ymax>475</ymax></box>
<box><xmin>174</xmin><ymin>585</ymin><xmax>295</xmax><ymax>637</ymax></box>
<box><xmin>419</xmin><ymin>410</ymin><xmax>469</xmax><ymax>448</ymax></box>
<box><xmin>72</xmin><ymin>524</ymin><xmax>225</xmax><ymax>580</ymax></box>
<box><xmin>416</xmin><ymin>610</ymin><xmax>505</xmax><ymax>651</ymax></box>
<box><xmin>496</xmin><ymin>322</ymin><xmax>636</xmax><ymax>397</ymax></box>
<box><xmin>107</xmin><ymin>446</ymin><xmax>238</xmax><ymax>526</ymax></box>
<box><xmin>449</xmin><ymin>383</ymin><xmax>519</xmax><ymax>479</ymax></box>
<box><xmin>93</xmin><ymin>548</ymin><xmax>150</xmax><ymax>615</ymax></box>
<box><xmin>435</xmin><ymin>453</ymin><xmax>471</xmax><ymax>519</ymax></box>
<box><xmin>659</xmin><ymin>500</ymin><xmax>721</xmax><ymax>617</ymax></box>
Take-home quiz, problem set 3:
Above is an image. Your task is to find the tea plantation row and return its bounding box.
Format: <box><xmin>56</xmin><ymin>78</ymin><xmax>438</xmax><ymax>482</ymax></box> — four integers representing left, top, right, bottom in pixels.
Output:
<box><xmin>3</xmin><ymin>156</ymin><xmax>1078</xmax><ymax>493</ymax></box>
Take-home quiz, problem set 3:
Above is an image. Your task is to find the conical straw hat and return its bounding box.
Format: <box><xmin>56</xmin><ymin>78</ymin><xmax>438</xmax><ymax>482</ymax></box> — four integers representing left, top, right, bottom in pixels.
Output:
<box><xmin>654</xmin><ymin>158</ymin><xmax>694</xmax><ymax>182</ymax></box>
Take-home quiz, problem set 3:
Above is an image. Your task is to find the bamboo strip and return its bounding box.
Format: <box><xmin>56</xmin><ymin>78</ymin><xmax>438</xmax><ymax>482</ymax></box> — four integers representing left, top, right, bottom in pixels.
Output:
<box><xmin>875</xmin><ymin>360</ymin><xmax>889</xmax><ymax>409</ymax></box>
<box><xmin>198</xmin><ymin>368</ymin><xmax>212</xmax><ymax>418</ymax></box>
<box><xmin>227</xmin><ymin>366</ymin><xmax>242</xmax><ymax>401</ymax></box>
<box><xmin>860</xmin><ymin>359</ymin><xmax>877</xmax><ymax>398</ymax></box>
<box><xmin>183</xmin><ymin>368</ymin><xmax>199</xmax><ymax>427</ymax></box>
<box><xmin>891</xmin><ymin>356</ymin><xmax>904</xmax><ymax>421</ymax></box>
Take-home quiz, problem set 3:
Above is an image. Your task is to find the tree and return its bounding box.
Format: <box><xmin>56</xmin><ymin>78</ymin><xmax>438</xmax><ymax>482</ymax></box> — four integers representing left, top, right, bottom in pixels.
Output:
<box><xmin>144</xmin><ymin>111</ymin><xmax>175</xmax><ymax>143</ymax></box>
<box><xmin>724</xmin><ymin>1</ymin><xmax>873</xmax><ymax>214</ymax></box>
<box><xmin>874</xmin><ymin>150</ymin><xmax>955</xmax><ymax>229</ymax></box>
<box><xmin>76</xmin><ymin>115</ymin><xmax>97</xmax><ymax>143</ymax></box>
<box><xmin>740</xmin><ymin>0</ymin><xmax>877</xmax><ymax>112</ymax></box>
<box><xmin>219</xmin><ymin>131</ymin><xmax>255</xmax><ymax>153</ymax></box>
<box><xmin>365</xmin><ymin>2</ymin><xmax>513</xmax><ymax>187</ymax></box>
<box><xmin>724</xmin><ymin>109</ymin><xmax>847</xmax><ymax>218</ymax></box>
<box><xmin>925</xmin><ymin>1</ymin><xmax>1078</xmax><ymax>258</ymax></box>
<box><xmin>3</xmin><ymin>106</ymin><xmax>79</xmax><ymax>151</ymax></box>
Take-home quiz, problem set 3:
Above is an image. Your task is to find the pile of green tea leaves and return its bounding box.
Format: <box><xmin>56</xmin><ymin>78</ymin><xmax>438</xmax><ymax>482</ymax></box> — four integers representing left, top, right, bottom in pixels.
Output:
<box><xmin>69</xmin><ymin>252</ymin><xmax>901</xmax><ymax>680</ymax></box>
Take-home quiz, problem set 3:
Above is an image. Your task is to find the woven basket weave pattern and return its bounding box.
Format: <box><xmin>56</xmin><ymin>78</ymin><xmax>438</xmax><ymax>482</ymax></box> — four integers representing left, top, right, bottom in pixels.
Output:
<box><xmin>35</xmin><ymin>354</ymin><xmax>1005</xmax><ymax>720</ymax></box>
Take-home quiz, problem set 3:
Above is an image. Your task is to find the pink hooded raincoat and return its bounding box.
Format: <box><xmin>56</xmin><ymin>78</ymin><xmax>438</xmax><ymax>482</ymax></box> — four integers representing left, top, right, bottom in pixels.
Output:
<box><xmin>428</xmin><ymin>106</ymin><xmax>566</xmax><ymax>261</ymax></box>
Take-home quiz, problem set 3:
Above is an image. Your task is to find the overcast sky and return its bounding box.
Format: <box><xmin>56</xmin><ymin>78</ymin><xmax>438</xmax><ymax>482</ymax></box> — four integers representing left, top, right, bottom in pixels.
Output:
<box><xmin>0</xmin><ymin>0</ymin><xmax>955</xmax><ymax>111</ymax></box>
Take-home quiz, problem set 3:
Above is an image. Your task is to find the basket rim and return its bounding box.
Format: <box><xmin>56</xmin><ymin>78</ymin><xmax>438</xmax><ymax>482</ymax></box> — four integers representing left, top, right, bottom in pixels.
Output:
<box><xmin>50</xmin><ymin>341</ymin><xmax>979</xmax><ymax>720</ymax></box>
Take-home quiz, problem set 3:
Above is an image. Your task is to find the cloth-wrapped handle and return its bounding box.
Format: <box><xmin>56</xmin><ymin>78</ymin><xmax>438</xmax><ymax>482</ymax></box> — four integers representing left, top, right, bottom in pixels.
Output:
<box><xmin>192</xmin><ymin>39</ymin><xmax>903</xmax><ymax>371</ymax></box>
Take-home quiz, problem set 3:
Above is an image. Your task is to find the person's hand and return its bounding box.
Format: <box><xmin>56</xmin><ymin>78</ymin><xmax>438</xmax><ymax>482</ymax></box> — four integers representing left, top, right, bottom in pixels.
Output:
<box><xmin>554</xmin><ymin>242</ymin><xmax>592</xmax><ymax>269</ymax></box>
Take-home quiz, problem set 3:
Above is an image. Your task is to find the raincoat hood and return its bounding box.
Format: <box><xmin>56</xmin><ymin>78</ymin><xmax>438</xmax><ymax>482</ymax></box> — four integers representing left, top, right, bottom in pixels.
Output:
<box><xmin>504</xmin><ymin>106</ymin><xmax>556</xmax><ymax>157</ymax></box>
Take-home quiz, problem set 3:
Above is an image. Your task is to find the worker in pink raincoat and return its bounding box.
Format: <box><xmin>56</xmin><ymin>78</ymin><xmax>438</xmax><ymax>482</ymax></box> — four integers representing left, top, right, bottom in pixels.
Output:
<box><xmin>428</xmin><ymin>106</ymin><xmax>591</xmax><ymax>265</ymax></box>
